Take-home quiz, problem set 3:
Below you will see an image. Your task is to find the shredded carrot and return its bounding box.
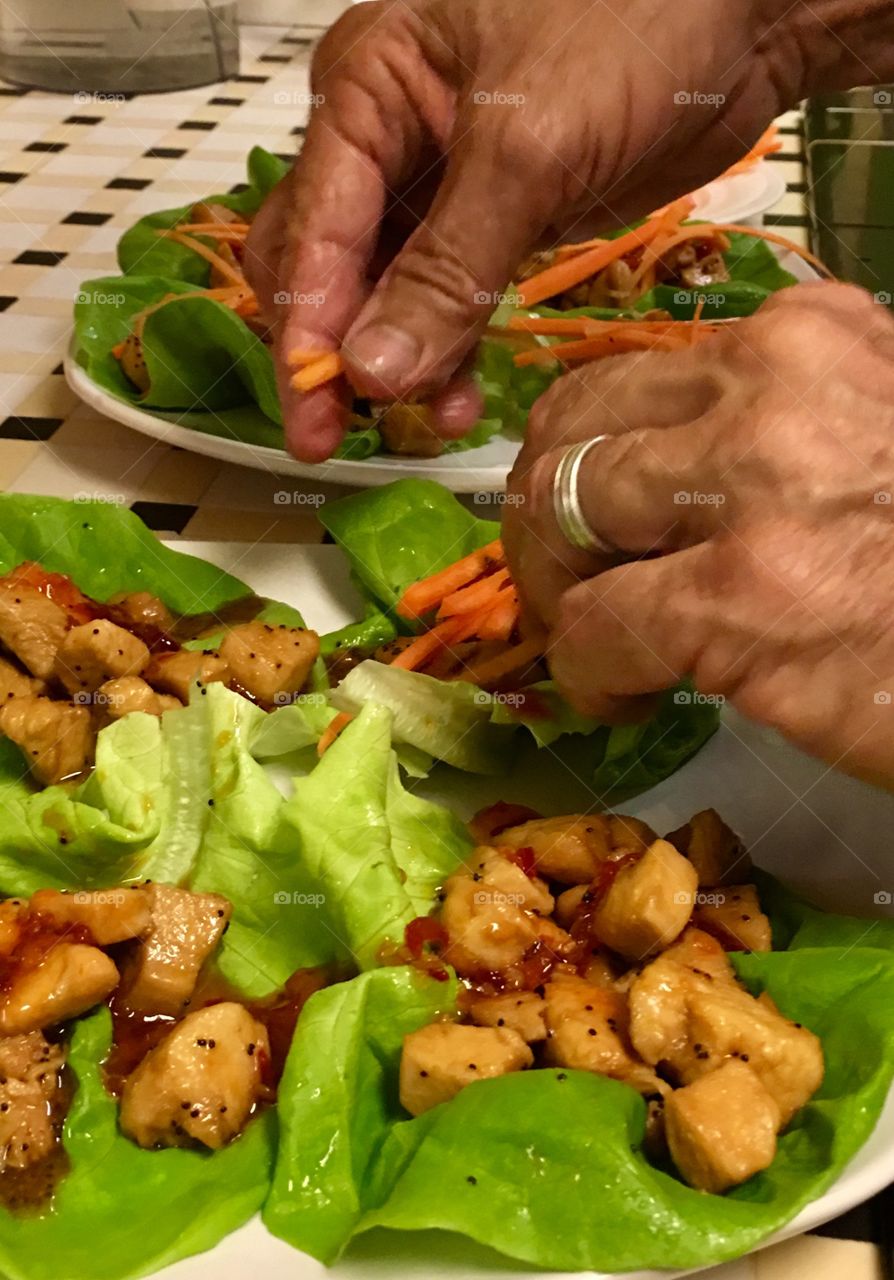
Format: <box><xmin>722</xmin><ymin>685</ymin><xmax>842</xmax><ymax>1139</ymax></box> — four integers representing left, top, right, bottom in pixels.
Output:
<box><xmin>388</xmin><ymin>618</ymin><xmax>466</xmax><ymax>672</ymax></box>
<box><xmin>699</xmin><ymin>223</ymin><xmax>834</xmax><ymax>278</ymax></box>
<box><xmin>721</xmin><ymin>125</ymin><xmax>782</xmax><ymax>177</ymax></box>
<box><xmin>437</xmin><ymin>566</ymin><xmax>512</xmax><ymax>619</ymax></box>
<box><xmin>233</xmin><ymin>292</ymin><xmax>259</xmax><ymax>318</ymax></box>
<box><xmin>459</xmin><ymin>637</ymin><xmax>543</xmax><ymax>687</ymax></box>
<box><xmin>317</xmin><ymin>710</ymin><xmax>353</xmax><ymax>756</ymax></box>
<box><xmin>475</xmin><ymin>590</ymin><xmax>520</xmax><ymax>642</ymax></box>
<box><xmin>513</xmin><ymin>325</ymin><xmax>713</xmax><ymax>367</ymax></box>
<box><xmin>173</xmin><ymin>222</ymin><xmax>251</xmax><ymax>237</ymax></box>
<box><xmin>290</xmin><ymin>352</ymin><xmax>344</xmax><ymax>392</ymax></box>
<box><xmin>286</xmin><ymin>347</ymin><xmax>334</xmax><ymax>367</ymax></box>
<box><xmin>397</xmin><ymin>540</ymin><xmax>504</xmax><ymax>620</ymax></box>
<box><xmin>506</xmin><ymin>315</ymin><xmax>718</xmax><ymax>338</ymax></box>
<box><xmin>155</xmin><ymin>229</ymin><xmax>245</xmax><ymax>286</ymax></box>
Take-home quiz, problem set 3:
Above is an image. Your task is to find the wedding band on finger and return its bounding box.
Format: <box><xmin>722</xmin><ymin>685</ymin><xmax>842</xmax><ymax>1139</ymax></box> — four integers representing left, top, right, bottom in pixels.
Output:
<box><xmin>552</xmin><ymin>436</ymin><xmax>627</xmax><ymax>556</ymax></box>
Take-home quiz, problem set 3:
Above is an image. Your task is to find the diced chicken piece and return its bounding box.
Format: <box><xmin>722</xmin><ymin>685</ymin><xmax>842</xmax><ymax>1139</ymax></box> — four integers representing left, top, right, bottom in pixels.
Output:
<box><xmin>144</xmin><ymin>649</ymin><xmax>230</xmax><ymax>702</ymax></box>
<box><xmin>0</xmin><ymin>582</ymin><xmax>68</xmax><ymax>679</ymax></box>
<box><xmin>665</xmin><ymin>809</ymin><xmax>751</xmax><ymax>886</ymax></box>
<box><xmin>693</xmin><ymin>884</ymin><xmax>772</xmax><ymax>952</ymax></box>
<box><xmin>124</xmin><ymin>884</ymin><xmax>232</xmax><ymax>1015</ymax></box>
<box><xmin>218</xmin><ymin>621</ymin><xmax>319</xmax><ymax>705</ymax></box>
<box><xmin>468</xmin><ymin>991</ymin><xmax>547</xmax><ymax>1043</ymax></box>
<box><xmin>118</xmin><ymin>330</ymin><xmax>150</xmax><ymax>394</ymax></box>
<box><xmin>120</xmin><ymin>1002</ymin><xmax>268</xmax><ymax>1150</ymax></box>
<box><xmin>0</xmin><ymin>654</ymin><xmax>44</xmax><ymax>704</ymax></box>
<box><xmin>628</xmin><ymin>930</ymin><xmax>737</xmax><ymax>1067</ymax></box>
<box><xmin>0</xmin><ymin>695</ymin><xmax>95</xmax><ymax>785</ymax></box>
<box><xmin>378</xmin><ymin>403</ymin><xmax>445</xmax><ymax>458</ymax></box>
<box><xmin>665</xmin><ymin>1060</ymin><xmax>780</xmax><ymax>1193</ymax></box>
<box><xmin>683</xmin><ymin>986</ymin><xmax>823</xmax><ymax>1125</ymax></box>
<box><xmin>0</xmin><ymin>899</ymin><xmax>26</xmax><ymax>957</ymax></box>
<box><xmin>53</xmin><ymin>619</ymin><xmax>150</xmax><ymax>695</ymax></box>
<box><xmin>95</xmin><ymin>675</ymin><xmax>178</xmax><ymax>723</ymax></box>
<box><xmin>400</xmin><ymin>1021</ymin><xmax>532</xmax><ymax>1116</ymax></box>
<box><xmin>499</xmin><ymin>813</ymin><xmax>655</xmax><ymax>885</ymax></box>
<box><xmin>592</xmin><ymin>839</ymin><xmax>697</xmax><ymax>961</ymax></box>
<box><xmin>0</xmin><ymin>943</ymin><xmax>118</xmax><ymax>1034</ymax></box>
<box><xmin>0</xmin><ymin>1031</ymin><xmax>66</xmax><ymax>1171</ymax></box>
<box><xmin>629</xmin><ymin>936</ymin><xmax>823</xmax><ymax>1124</ymax></box>
<box><xmin>30</xmin><ymin>886</ymin><xmax>151</xmax><ymax>945</ymax></box>
<box><xmin>110</xmin><ymin>591</ymin><xmax>174</xmax><ymax>635</ymax></box>
<box><xmin>441</xmin><ymin>849</ymin><xmax>570</xmax><ymax>979</ymax></box>
<box><xmin>555</xmin><ymin>884</ymin><xmax>589</xmax><ymax>929</ymax></box>
<box><xmin>542</xmin><ymin>974</ymin><xmax>667</xmax><ymax>1097</ymax></box>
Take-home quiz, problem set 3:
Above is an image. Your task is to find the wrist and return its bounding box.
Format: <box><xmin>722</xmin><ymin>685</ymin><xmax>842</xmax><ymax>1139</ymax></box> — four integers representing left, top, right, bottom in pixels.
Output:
<box><xmin>753</xmin><ymin>0</ymin><xmax>894</xmax><ymax>99</ymax></box>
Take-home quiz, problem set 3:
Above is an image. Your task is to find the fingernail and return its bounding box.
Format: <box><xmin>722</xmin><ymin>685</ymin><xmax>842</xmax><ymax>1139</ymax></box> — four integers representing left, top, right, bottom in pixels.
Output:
<box><xmin>430</xmin><ymin>380</ymin><xmax>484</xmax><ymax>438</ymax></box>
<box><xmin>345</xmin><ymin>324</ymin><xmax>422</xmax><ymax>390</ymax></box>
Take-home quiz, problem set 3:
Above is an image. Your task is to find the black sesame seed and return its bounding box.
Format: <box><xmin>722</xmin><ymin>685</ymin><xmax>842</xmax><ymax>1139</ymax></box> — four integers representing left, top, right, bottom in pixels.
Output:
<box><xmin>466</xmin><ymin>1175</ymin><xmax>477</xmax><ymax>1185</ymax></box>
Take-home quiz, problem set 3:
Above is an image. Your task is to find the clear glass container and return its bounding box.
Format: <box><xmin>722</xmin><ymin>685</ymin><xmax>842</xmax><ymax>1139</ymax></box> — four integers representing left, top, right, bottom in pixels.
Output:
<box><xmin>0</xmin><ymin>0</ymin><xmax>239</xmax><ymax>94</ymax></box>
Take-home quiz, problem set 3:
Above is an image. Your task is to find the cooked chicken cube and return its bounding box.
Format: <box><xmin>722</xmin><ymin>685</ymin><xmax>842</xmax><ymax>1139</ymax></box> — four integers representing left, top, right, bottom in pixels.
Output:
<box><xmin>95</xmin><ymin>675</ymin><xmax>179</xmax><ymax>722</ymax></box>
<box><xmin>218</xmin><ymin>621</ymin><xmax>319</xmax><ymax>705</ymax></box>
<box><xmin>119</xmin><ymin>1003</ymin><xmax>269</xmax><ymax>1150</ymax></box>
<box><xmin>144</xmin><ymin>649</ymin><xmax>230</xmax><ymax>702</ymax></box>
<box><xmin>683</xmin><ymin>986</ymin><xmax>823</xmax><ymax>1125</ymax></box>
<box><xmin>693</xmin><ymin>884</ymin><xmax>772</xmax><ymax>952</ymax></box>
<box><xmin>0</xmin><ymin>1031</ymin><xmax>66</xmax><ymax>1171</ymax></box>
<box><xmin>0</xmin><ymin>654</ymin><xmax>44</xmax><ymax>704</ymax></box>
<box><xmin>592</xmin><ymin>839</ymin><xmax>697</xmax><ymax>961</ymax></box>
<box><xmin>0</xmin><ymin>943</ymin><xmax>118</xmax><ymax>1034</ymax></box>
<box><xmin>124</xmin><ymin>884</ymin><xmax>232</xmax><ymax>1015</ymax></box>
<box><xmin>628</xmin><ymin>929</ymin><xmax>737</xmax><ymax>1067</ymax></box>
<box><xmin>30</xmin><ymin>886</ymin><xmax>151</xmax><ymax>945</ymax></box>
<box><xmin>0</xmin><ymin>695</ymin><xmax>95</xmax><ymax>785</ymax></box>
<box><xmin>542</xmin><ymin>974</ymin><xmax>667</xmax><ymax>1097</ymax></box>
<box><xmin>53</xmin><ymin>619</ymin><xmax>150</xmax><ymax>695</ymax></box>
<box><xmin>498</xmin><ymin>814</ymin><xmax>655</xmax><ymax>884</ymax></box>
<box><xmin>400</xmin><ymin>1021</ymin><xmax>532</xmax><ymax>1116</ymax></box>
<box><xmin>665</xmin><ymin>809</ymin><xmax>751</xmax><ymax>886</ymax></box>
<box><xmin>468</xmin><ymin>991</ymin><xmax>547</xmax><ymax>1042</ymax></box>
<box><xmin>629</xmin><ymin>934</ymin><xmax>823</xmax><ymax>1124</ymax></box>
<box><xmin>0</xmin><ymin>899</ymin><xmax>26</xmax><ymax>957</ymax></box>
<box><xmin>118</xmin><ymin>330</ymin><xmax>150</xmax><ymax>394</ymax></box>
<box><xmin>665</xmin><ymin>1060</ymin><xmax>780</xmax><ymax>1193</ymax></box>
<box><xmin>0</xmin><ymin>582</ymin><xmax>68</xmax><ymax>679</ymax></box>
<box><xmin>111</xmin><ymin>591</ymin><xmax>174</xmax><ymax>635</ymax></box>
<box><xmin>378</xmin><ymin>403</ymin><xmax>445</xmax><ymax>458</ymax></box>
<box><xmin>554</xmin><ymin>884</ymin><xmax>589</xmax><ymax>929</ymax></box>
<box><xmin>441</xmin><ymin>849</ymin><xmax>570</xmax><ymax>979</ymax></box>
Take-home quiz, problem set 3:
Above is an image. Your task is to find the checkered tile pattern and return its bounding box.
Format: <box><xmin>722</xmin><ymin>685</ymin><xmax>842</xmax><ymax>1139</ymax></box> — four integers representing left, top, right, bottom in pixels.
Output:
<box><xmin>0</xmin><ymin>22</ymin><xmax>885</xmax><ymax>1279</ymax></box>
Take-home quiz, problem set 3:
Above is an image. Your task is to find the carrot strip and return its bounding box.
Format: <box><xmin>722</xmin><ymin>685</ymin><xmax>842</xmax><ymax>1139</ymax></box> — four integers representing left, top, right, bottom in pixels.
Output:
<box><xmin>389</xmin><ymin>619</ymin><xmax>466</xmax><ymax>672</ymax></box>
<box><xmin>286</xmin><ymin>347</ymin><xmax>334</xmax><ymax>366</ymax></box>
<box><xmin>234</xmin><ymin>293</ymin><xmax>259</xmax><ymax>318</ymax></box>
<box><xmin>459</xmin><ymin>637</ymin><xmax>543</xmax><ymax>686</ymax></box>
<box><xmin>317</xmin><ymin>710</ymin><xmax>353</xmax><ymax>756</ymax></box>
<box><xmin>513</xmin><ymin>328</ymin><xmax>706</xmax><ymax>366</ymax></box>
<box><xmin>156</xmin><ymin>230</ymin><xmax>246</xmax><ymax>286</ymax></box>
<box><xmin>475</xmin><ymin>591</ymin><xmax>520</xmax><ymax>642</ymax></box>
<box><xmin>174</xmin><ymin>222</ymin><xmax>251</xmax><ymax>236</ymax></box>
<box><xmin>517</xmin><ymin>223</ymin><xmax>665</xmax><ymax>308</ymax></box>
<box><xmin>702</xmin><ymin>223</ymin><xmax>834</xmax><ymax>278</ymax></box>
<box><xmin>437</xmin><ymin>567</ymin><xmax>512</xmax><ymax>618</ymax></box>
<box><xmin>289</xmin><ymin>352</ymin><xmax>345</xmax><ymax>392</ymax></box>
<box><xmin>396</xmin><ymin>540</ymin><xmax>505</xmax><ymax>620</ymax></box>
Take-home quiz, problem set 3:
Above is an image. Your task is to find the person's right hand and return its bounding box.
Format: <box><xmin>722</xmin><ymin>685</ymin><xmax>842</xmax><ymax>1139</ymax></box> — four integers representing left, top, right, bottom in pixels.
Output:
<box><xmin>246</xmin><ymin>0</ymin><xmax>815</xmax><ymax>461</ymax></box>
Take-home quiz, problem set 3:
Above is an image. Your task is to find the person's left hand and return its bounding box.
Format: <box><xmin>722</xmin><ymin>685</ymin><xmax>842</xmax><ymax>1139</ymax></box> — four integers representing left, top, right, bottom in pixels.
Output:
<box><xmin>502</xmin><ymin>282</ymin><xmax>894</xmax><ymax>784</ymax></box>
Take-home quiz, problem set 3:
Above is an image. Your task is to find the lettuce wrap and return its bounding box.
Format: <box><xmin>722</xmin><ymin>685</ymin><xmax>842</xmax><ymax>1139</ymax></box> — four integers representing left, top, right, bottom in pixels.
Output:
<box><xmin>71</xmin><ymin>151</ymin><xmax>797</xmax><ymax>460</ymax></box>
<box><xmin>264</xmin><ymin>741</ymin><xmax>894</xmax><ymax>1270</ymax></box>
<box><xmin>319</xmin><ymin>479</ymin><xmax>719</xmax><ymax>798</ymax></box>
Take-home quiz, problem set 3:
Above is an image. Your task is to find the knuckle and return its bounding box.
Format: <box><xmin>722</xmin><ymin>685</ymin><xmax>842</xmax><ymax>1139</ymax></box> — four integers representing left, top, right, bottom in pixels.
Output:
<box><xmin>312</xmin><ymin>4</ymin><xmax>388</xmax><ymax>78</ymax></box>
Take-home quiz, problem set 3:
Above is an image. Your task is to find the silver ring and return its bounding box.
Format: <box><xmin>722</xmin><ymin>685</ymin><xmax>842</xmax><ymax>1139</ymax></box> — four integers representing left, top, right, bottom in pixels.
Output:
<box><xmin>552</xmin><ymin>436</ymin><xmax>623</xmax><ymax>556</ymax></box>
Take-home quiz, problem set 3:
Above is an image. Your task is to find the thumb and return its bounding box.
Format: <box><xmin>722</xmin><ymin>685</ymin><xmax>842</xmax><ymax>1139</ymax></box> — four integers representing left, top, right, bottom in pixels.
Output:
<box><xmin>342</xmin><ymin>106</ymin><xmax>554</xmax><ymax>400</ymax></box>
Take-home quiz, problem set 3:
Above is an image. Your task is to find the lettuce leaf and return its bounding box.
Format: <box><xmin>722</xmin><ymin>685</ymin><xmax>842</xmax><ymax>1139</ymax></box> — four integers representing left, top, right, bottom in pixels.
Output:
<box><xmin>0</xmin><ymin>1008</ymin><xmax>274</xmax><ymax>1280</ymax></box>
<box><xmin>266</xmin><ymin>917</ymin><xmax>894</xmax><ymax>1270</ymax></box>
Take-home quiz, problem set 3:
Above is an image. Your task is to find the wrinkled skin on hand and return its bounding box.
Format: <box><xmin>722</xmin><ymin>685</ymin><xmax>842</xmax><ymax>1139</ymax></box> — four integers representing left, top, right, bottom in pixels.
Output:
<box><xmin>502</xmin><ymin>283</ymin><xmax>894</xmax><ymax>785</ymax></box>
<box><xmin>245</xmin><ymin>0</ymin><xmax>812</xmax><ymax>461</ymax></box>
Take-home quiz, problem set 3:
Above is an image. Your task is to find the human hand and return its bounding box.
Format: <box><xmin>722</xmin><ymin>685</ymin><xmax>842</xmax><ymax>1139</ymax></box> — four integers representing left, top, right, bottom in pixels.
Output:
<box><xmin>502</xmin><ymin>283</ymin><xmax>894</xmax><ymax>784</ymax></box>
<box><xmin>245</xmin><ymin>0</ymin><xmax>810</xmax><ymax>461</ymax></box>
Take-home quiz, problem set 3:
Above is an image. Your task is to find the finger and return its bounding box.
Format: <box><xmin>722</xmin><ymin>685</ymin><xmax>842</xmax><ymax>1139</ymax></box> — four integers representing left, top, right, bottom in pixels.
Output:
<box><xmin>243</xmin><ymin>175</ymin><xmax>288</xmax><ymax>325</ymax></box>
<box><xmin>428</xmin><ymin>369</ymin><xmax>484</xmax><ymax>439</ymax></box>
<box><xmin>342</xmin><ymin>112</ymin><xmax>556</xmax><ymax>401</ymax></box>
<box><xmin>546</xmin><ymin>545</ymin><xmax>711</xmax><ymax>721</ymax></box>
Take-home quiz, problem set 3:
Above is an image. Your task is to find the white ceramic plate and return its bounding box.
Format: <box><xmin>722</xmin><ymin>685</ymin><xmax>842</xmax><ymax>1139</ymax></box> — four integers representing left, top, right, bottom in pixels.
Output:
<box><xmin>690</xmin><ymin>162</ymin><xmax>788</xmax><ymax>225</ymax></box>
<box><xmin>146</xmin><ymin>539</ymin><xmax>894</xmax><ymax>1280</ymax></box>
<box><xmin>65</xmin><ymin>227</ymin><xmax>810</xmax><ymax>495</ymax></box>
